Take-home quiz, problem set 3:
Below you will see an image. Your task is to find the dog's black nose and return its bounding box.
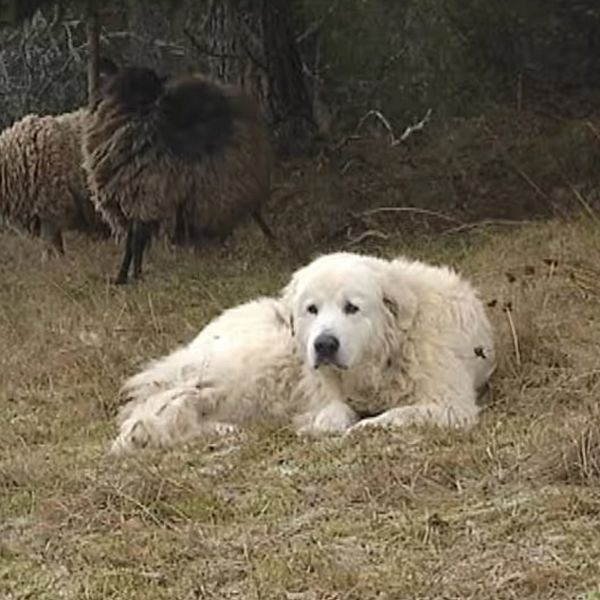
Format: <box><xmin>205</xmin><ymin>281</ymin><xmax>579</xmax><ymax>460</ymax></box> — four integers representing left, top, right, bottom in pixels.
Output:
<box><xmin>314</xmin><ymin>333</ymin><xmax>340</xmax><ymax>361</ymax></box>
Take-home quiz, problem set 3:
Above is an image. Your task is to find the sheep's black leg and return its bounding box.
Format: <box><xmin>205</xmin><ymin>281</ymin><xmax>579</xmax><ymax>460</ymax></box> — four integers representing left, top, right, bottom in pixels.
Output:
<box><xmin>39</xmin><ymin>221</ymin><xmax>65</xmax><ymax>262</ymax></box>
<box><xmin>252</xmin><ymin>210</ymin><xmax>276</xmax><ymax>244</ymax></box>
<box><xmin>132</xmin><ymin>221</ymin><xmax>154</xmax><ymax>280</ymax></box>
<box><xmin>52</xmin><ymin>230</ymin><xmax>65</xmax><ymax>256</ymax></box>
<box><xmin>114</xmin><ymin>224</ymin><xmax>134</xmax><ymax>285</ymax></box>
<box><xmin>173</xmin><ymin>204</ymin><xmax>187</xmax><ymax>246</ymax></box>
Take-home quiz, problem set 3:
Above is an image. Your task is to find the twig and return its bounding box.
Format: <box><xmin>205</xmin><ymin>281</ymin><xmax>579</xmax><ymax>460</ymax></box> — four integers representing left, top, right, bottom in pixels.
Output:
<box><xmin>365</xmin><ymin>47</ymin><xmax>407</xmax><ymax>105</ymax></box>
<box><xmin>346</xmin><ymin>229</ymin><xmax>390</xmax><ymax>247</ymax></box>
<box><xmin>108</xmin><ymin>484</ymin><xmax>166</xmax><ymax>528</ymax></box>
<box><xmin>356</xmin><ymin>110</ymin><xmax>398</xmax><ymax>145</ymax></box>
<box><xmin>183</xmin><ymin>27</ymin><xmax>240</xmax><ymax>60</ymax></box>
<box><xmin>296</xmin><ymin>0</ymin><xmax>341</xmax><ymax>43</ymax></box>
<box><xmin>585</xmin><ymin>120</ymin><xmax>600</xmax><ymax>144</ymax></box>
<box><xmin>443</xmin><ymin>218</ymin><xmax>533</xmax><ymax>234</ymax></box>
<box><xmin>33</xmin><ymin>54</ymin><xmax>75</xmax><ymax>101</ymax></box>
<box><xmin>357</xmin><ymin>206</ymin><xmax>464</xmax><ymax>225</ymax></box>
<box><xmin>398</xmin><ymin>108</ymin><xmax>432</xmax><ymax>142</ymax></box>
<box><xmin>483</xmin><ymin>123</ymin><xmax>549</xmax><ymax>203</ymax></box>
<box><xmin>504</xmin><ymin>305</ymin><xmax>521</xmax><ymax>369</ymax></box>
<box><xmin>508</xmin><ymin>158</ymin><xmax>548</xmax><ymax>201</ymax></box>
<box><xmin>356</xmin><ymin>108</ymin><xmax>432</xmax><ymax>146</ymax></box>
<box><xmin>564</xmin><ymin>180</ymin><xmax>598</xmax><ymax>222</ymax></box>
<box><xmin>358</xmin><ymin>110</ymin><xmax>396</xmax><ymax>141</ymax></box>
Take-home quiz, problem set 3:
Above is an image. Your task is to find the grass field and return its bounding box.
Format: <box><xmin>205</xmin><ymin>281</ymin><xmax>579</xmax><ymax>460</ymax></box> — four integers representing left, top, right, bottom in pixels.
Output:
<box><xmin>1</xmin><ymin>207</ymin><xmax>599</xmax><ymax>599</ymax></box>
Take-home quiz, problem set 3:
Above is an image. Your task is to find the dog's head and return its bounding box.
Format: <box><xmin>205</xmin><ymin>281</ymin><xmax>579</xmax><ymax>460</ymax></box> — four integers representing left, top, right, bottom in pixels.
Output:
<box><xmin>282</xmin><ymin>252</ymin><xmax>416</xmax><ymax>372</ymax></box>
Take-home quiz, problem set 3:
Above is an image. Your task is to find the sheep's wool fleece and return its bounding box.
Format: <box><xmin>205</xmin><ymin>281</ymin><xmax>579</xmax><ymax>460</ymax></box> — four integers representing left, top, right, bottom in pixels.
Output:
<box><xmin>83</xmin><ymin>76</ymin><xmax>272</xmax><ymax>239</ymax></box>
<box><xmin>0</xmin><ymin>114</ymin><xmax>81</xmax><ymax>228</ymax></box>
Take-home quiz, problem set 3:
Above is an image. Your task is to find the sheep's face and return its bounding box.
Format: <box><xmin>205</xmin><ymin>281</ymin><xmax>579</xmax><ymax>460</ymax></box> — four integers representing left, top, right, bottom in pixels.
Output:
<box><xmin>99</xmin><ymin>67</ymin><xmax>164</xmax><ymax>114</ymax></box>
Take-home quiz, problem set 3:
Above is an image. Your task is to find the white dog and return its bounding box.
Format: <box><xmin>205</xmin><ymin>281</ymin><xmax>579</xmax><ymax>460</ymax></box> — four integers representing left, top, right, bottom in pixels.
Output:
<box><xmin>111</xmin><ymin>252</ymin><xmax>496</xmax><ymax>454</ymax></box>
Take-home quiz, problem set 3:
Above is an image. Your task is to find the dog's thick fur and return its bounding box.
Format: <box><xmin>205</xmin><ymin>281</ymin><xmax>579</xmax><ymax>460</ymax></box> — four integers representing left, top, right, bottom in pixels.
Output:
<box><xmin>111</xmin><ymin>252</ymin><xmax>496</xmax><ymax>454</ymax></box>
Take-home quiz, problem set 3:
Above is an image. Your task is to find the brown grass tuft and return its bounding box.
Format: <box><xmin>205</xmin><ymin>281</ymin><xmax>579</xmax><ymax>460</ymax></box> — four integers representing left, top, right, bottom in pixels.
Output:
<box><xmin>2</xmin><ymin>114</ymin><xmax>600</xmax><ymax>598</ymax></box>
<box><xmin>535</xmin><ymin>417</ymin><xmax>600</xmax><ymax>485</ymax></box>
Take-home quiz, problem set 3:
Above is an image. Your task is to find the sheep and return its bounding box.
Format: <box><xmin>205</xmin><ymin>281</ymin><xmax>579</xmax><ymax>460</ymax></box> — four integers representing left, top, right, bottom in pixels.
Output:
<box><xmin>53</xmin><ymin>108</ymin><xmax>109</xmax><ymax>236</ymax></box>
<box><xmin>0</xmin><ymin>110</ymin><xmax>107</xmax><ymax>259</ymax></box>
<box><xmin>81</xmin><ymin>65</ymin><xmax>275</xmax><ymax>285</ymax></box>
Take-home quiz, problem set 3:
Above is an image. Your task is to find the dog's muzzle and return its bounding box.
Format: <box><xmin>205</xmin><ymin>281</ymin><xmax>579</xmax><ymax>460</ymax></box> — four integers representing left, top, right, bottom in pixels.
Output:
<box><xmin>313</xmin><ymin>333</ymin><xmax>340</xmax><ymax>367</ymax></box>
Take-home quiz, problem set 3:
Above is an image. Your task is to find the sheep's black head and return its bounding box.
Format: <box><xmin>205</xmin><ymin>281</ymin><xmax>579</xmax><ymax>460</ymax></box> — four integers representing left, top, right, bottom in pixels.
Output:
<box><xmin>158</xmin><ymin>76</ymin><xmax>234</xmax><ymax>158</ymax></box>
<box><xmin>100</xmin><ymin>66</ymin><xmax>165</xmax><ymax>115</ymax></box>
<box><xmin>98</xmin><ymin>56</ymin><xmax>119</xmax><ymax>79</ymax></box>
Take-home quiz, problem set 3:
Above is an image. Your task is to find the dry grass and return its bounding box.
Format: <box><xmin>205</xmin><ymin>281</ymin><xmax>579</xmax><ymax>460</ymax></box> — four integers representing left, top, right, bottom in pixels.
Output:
<box><xmin>2</xmin><ymin>111</ymin><xmax>600</xmax><ymax>598</ymax></box>
<box><xmin>1</xmin><ymin>213</ymin><xmax>599</xmax><ymax>600</ymax></box>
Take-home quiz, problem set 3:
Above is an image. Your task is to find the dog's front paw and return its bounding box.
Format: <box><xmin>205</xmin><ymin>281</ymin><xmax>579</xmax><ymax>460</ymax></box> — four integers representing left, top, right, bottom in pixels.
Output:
<box><xmin>344</xmin><ymin>416</ymin><xmax>379</xmax><ymax>437</ymax></box>
<box><xmin>204</xmin><ymin>422</ymin><xmax>240</xmax><ymax>436</ymax></box>
<box><xmin>296</xmin><ymin>402</ymin><xmax>358</xmax><ymax>437</ymax></box>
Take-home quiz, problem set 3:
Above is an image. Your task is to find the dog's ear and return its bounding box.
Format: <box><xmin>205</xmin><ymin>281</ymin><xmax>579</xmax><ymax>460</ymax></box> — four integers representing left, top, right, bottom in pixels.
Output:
<box><xmin>381</xmin><ymin>271</ymin><xmax>417</xmax><ymax>332</ymax></box>
<box><xmin>272</xmin><ymin>301</ymin><xmax>295</xmax><ymax>336</ymax></box>
<box><xmin>280</xmin><ymin>266</ymin><xmax>303</xmax><ymax>311</ymax></box>
<box><xmin>383</xmin><ymin>294</ymin><xmax>399</xmax><ymax>319</ymax></box>
<box><xmin>280</xmin><ymin>273</ymin><xmax>301</xmax><ymax>337</ymax></box>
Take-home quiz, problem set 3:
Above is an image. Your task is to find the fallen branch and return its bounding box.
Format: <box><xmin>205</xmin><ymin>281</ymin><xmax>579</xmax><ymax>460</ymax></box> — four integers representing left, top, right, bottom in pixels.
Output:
<box><xmin>357</xmin><ymin>206</ymin><xmax>463</xmax><ymax>225</ymax></box>
<box><xmin>346</xmin><ymin>229</ymin><xmax>390</xmax><ymax>247</ymax></box>
<box><xmin>356</xmin><ymin>110</ymin><xmax>399</xmax><ymax>145</ymax></box>
<box><xmin>443</xmin><ymin>218</ymin><xmax>533</xmax><ymax>234</ymax></box>
<box><xmin>355</xmin><ymin>108</ymin><xmax>432</xmax><ymax>146</ymax></box>
<box><xmin>398</xmin><ymin>108</ymin><xmax>433</xmax><ymax>142</ymax></box>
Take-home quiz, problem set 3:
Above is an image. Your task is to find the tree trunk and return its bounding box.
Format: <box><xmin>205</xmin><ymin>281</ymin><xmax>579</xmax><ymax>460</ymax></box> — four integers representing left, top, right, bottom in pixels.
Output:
<box><xmin>260</xmin><ymin>0</ymin><xmax>314</xmax><ymax>153</ymax></box>
<box><xmin>85</xmin><ymin>1</ymin><xmax>100</xmax><ymax>109</ymax></box>
<box><xmin>204</xmin><ymin>0</ymin><xmax>315</xmax><ymax>155</ymax></box>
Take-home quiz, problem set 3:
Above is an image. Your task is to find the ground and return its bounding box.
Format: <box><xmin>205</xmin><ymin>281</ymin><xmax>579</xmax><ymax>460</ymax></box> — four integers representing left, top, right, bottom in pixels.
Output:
<box><xmin>1</xmin><ymin>108</ymin><xmax>600</xmax><ymax>599</ymax></box>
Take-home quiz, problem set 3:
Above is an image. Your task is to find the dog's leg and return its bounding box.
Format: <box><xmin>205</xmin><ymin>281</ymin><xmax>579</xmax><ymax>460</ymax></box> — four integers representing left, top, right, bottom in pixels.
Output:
<box><xmin>346</xmin><ymin>400</ymin><xmax>479</xmax><ymax>435</ymax></box>
<box><xmin>40</xmin><ymin>221</ymin><xmax>65</xmax><ymax>262</ymax></box>
<box><xmin>295</xmin><ymin>400</ymin><xmax>359</xmax><ymax>436</ymax></box>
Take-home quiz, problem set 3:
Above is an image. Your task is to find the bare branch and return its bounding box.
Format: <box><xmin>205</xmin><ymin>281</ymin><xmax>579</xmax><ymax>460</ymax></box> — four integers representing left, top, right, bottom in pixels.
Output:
<box><xmin>357</xmin><ymin>206</ymin><xmax>463</xmax><ymax>225</ymax></box>
<box><xmin>398</xmin><ymin>108</ymin><xmax>433</xmax><ymax>142</ymax></box>
<box><xmin>356</xmin><ymin>110</ymin><xmax>398</xmax><ymax>144</ymax></box>
<box><xmin>442</xmin><ymin>219</ymin><xmax>534</xmax><ymax>234</ymax></box>
<box><xmin>346</xmin><ymin>229</ymin><xmax>390</xmax><ymax>247</ymax></box>
<box><xmin>356</xmin><ymin>108</ymin><xmax>432</xmax><ymax>146</ymax></box>
<box><xmin>296</xmin><ymin>0</ymin><xmax>341</xmax><ymax>44</ymax></box>
<box><xmin>183</xmin><ymin>26</ymin><xmax>240</xmax><ymax>60</ymax></box>
<box><xmin>33</xmin><ymin>54</ymin><xmax>76</xmax><ymax>102</ymax></box>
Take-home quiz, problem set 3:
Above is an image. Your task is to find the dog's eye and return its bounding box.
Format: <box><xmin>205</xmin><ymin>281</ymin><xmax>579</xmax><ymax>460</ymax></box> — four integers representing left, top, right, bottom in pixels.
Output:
<box><xmin>344</xmin><ymin>302</ymin><xmax>359</xmax><ymax>315</ymax></box>
<box><xmin>307</xmin><ymin>304</ymin><xmax>318</xmax><ymax>315</ymax></box>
